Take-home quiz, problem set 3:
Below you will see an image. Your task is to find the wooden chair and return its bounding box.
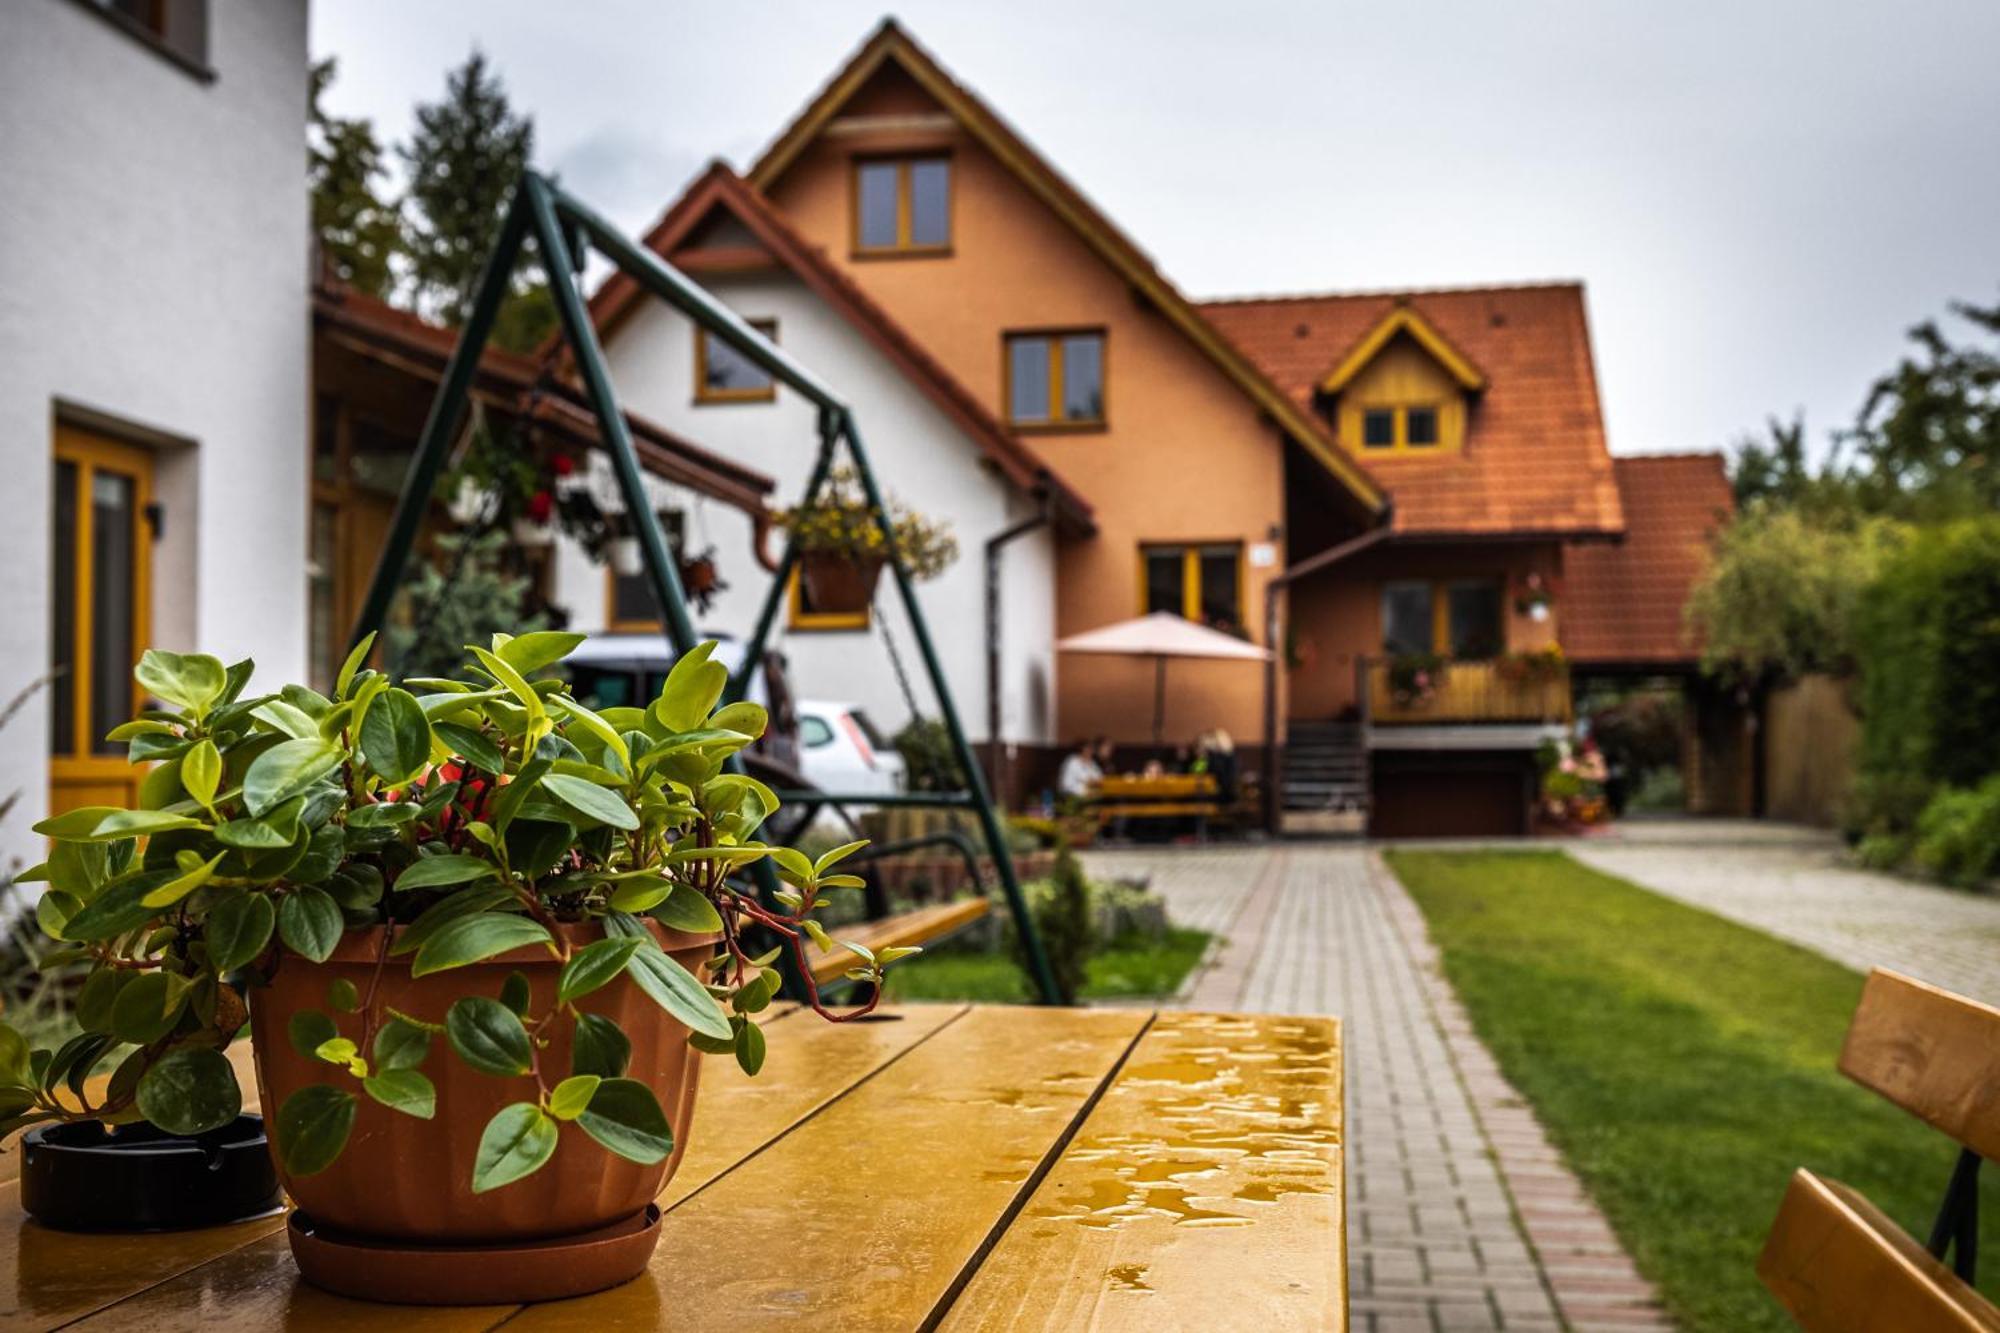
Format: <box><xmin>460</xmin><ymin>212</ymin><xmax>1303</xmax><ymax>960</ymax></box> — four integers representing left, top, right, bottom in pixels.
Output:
<box><xmin>1757</xmin><ymin>968</ymin><xmax>2000</xmax><ymax>1331</ymax></box>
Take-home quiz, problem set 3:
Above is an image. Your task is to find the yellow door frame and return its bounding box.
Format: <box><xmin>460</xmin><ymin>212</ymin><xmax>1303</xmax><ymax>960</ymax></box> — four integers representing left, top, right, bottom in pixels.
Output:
<box><xmin>50</xmin><ymin>424</ymin><xmax>153</xmax><ymax>816</ymax></box>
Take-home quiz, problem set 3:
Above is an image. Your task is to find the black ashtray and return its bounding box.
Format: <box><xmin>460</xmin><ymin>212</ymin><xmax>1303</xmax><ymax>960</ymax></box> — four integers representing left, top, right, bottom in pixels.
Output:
<box><xmin>20</xmin><ymin>1114</ymin><xmax>284</xmax><ymax>1232</ymax></box>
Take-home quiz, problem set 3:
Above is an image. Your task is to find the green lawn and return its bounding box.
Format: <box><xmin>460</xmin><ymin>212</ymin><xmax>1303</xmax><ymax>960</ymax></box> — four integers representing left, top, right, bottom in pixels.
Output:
<box><xmin>880</xmin><ymin>928</ymin><xmax>1212</xmax><ymax>1004</ymax></box>
<box><xmin>1384</xmin><ymin>848</ymin><xmax>1998</xmax><ymax>1332</ymax></box>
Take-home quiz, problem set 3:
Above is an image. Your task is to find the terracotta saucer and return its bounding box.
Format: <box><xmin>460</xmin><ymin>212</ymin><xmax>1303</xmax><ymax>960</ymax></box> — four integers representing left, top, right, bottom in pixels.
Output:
<box><xmin>287</xmin><ymin>1204</ymin><xmax>661</xmax><ymax>1305</ymax></box>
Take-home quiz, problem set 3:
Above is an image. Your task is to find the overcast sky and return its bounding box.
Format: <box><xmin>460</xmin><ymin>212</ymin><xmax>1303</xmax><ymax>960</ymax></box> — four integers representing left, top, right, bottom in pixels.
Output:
<box><xmin>311</xmin><ymin>0</ymin><xmax>2000</xmax><ymax>460</ymax></box>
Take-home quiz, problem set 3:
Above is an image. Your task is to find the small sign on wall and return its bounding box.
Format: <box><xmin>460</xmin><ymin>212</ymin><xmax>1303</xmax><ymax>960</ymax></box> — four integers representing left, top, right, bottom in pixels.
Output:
<box><xmin>1248</xmin><ymin>542</ymin><xmax>1278</xmax><ymax>569</ymax></box>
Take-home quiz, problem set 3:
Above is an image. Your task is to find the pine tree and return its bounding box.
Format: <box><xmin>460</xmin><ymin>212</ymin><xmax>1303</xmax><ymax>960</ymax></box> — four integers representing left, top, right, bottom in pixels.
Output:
<box><xmin>399</xmin><ymin>50</ymin><xmax>555</xmax><ymax>350</ymax></box>
<box><xmin>308</xmin><ymin>58</ymin><xmax>400</xmax><ymax>297</ymax></box>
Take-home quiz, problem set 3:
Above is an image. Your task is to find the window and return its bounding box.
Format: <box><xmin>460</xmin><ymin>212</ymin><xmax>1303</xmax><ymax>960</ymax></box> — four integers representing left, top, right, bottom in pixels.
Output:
<box><xmin>1380</xmin><ymin>579</ymin><xmax>1504</xmax><ymax>657</ymax></box>
<box><xmin>1406</xmin><ymin>407</ymin><xmax>1439</xmax><ymax>446</ymax></box>
<box><xmin>83</xmin><ymin>0</ymin><xmax>212</xmax><ymax>77</ymax></box>
<box><xmin>607</xmin><ymin>511</ymin><xmax>685</xmax><ymax>630</ymax></box>
<box><xmin>1005</xmin><ymin>331</ymin><xmax>1106</xmax><ymax>428</ymax></box>
<box><xmin>853</xmin><ymin>157</ymin><xmax>951</xmax><ymax>255</ymax></box>
<box><xmin>1141</xmin><ymin>543</ymin><xmax>1243</xmax><ymax>633</ymax></box>
<box><xmin>695</xmin><ymin>319</ymin><xmax>777</xmax><ymax>403</ymax></box>
<box><xmin>800</xmin><ymin>715</ymin><xmax>836</xmax><ymax>748</ymax></box>
<box><xmin>1360</xmin><ymin>406</ymin><xmax>1442</xmax><ymax>450</ymax></box>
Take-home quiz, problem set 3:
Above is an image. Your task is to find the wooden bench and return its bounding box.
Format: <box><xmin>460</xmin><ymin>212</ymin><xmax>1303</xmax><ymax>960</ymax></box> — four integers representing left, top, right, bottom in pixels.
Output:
<box><xmin>807</xmin><ymin>896</ymin><xmax>991</xmax><ymax>986</ymax></box>
<box><xmin>1092</xmin><ymin>773</ymin><xmax>1222</xmax><ymax>836</ymax></box>
<box><xmin>1757</xmin><ymin>968</ymin><xmax>2000</xmax><ymax>1331</ymax></box>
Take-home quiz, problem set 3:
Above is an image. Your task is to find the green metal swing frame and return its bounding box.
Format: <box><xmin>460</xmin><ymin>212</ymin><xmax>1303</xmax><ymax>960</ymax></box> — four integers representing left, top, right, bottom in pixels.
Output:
<box><xmin>344</xmin><ymin>172</ymin><xmax>1059</xmax><ymax>1004</ymax></box>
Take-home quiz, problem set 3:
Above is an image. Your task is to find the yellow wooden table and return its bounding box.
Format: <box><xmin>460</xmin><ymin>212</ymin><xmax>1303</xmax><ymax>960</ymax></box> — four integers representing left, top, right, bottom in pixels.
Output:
<box><xmin>0</xmin><ymin>1006</ymin><xmax>1344</xmax><ymax>1331</ymax></box>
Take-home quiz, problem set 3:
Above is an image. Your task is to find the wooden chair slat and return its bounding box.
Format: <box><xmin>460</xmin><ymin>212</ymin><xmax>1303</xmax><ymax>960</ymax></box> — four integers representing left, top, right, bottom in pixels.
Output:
<box><xmin>1758</xmin><ymin>1168</ymin><xmax>2000</xmax><ymax>1332</ymax></box>
<box><xmin>807</xmin><ymin>897</ymin><xmax>990</xmax><ymax>984</ymax></box>
<box><xmin>499</xmin><ymin>1006</ymin><xmax>1151</xmax><ymax>1330</ymax></box>
<box><xmin>939</xmin><ymin>1012</ymin><xmax>1345</xmax><ymax>1331</ymax></box>
<box><xmin>1839</xmin><ymin>968</ymin><xmax>2000</xmax><ymax>1161</ymax></box>
<box><xmin>65</xmin><ymin>1006</ymin><xmax>961</xmax><ymax>1331</ymax></box>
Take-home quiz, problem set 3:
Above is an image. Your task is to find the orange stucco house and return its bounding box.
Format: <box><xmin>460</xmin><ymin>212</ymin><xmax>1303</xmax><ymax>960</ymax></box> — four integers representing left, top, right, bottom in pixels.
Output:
<box><xmin>609</xmin><ymin>20</ymin><xmax>1732</xmax><ymax>835</ymax></box>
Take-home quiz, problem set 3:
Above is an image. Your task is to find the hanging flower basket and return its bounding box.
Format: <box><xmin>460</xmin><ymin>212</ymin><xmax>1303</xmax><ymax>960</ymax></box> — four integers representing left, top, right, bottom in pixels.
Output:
<box><xmin>799</xmin><ymin>550</ymin><xmax>886</xmax><ymax>614</ymax></box>
<box><xmin>607</xmin><ymin>535</ymin><xmax>644</xmax><ymax>577</ymax></box>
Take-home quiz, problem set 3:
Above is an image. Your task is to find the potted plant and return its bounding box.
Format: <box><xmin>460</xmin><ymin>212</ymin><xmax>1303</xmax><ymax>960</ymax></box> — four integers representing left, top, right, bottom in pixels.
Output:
<box><xmin>5</xmin><ymin>633</ymin><xmax>909</xmax><ymax>1302</ymax></box>
<box><xmin>1386</xmin><ymin>651</ymin><xmax>1446</xmax><ymax>709</ymax></box>
<box><xmin>778</xmin><ymin>465</ymin><xmax>957</xmax><ymax>614</ymax></box>
<box><xmin>1514</xmin><ymin>571</ymin><xmax>1554</xmax><ymax>622</ymax></box>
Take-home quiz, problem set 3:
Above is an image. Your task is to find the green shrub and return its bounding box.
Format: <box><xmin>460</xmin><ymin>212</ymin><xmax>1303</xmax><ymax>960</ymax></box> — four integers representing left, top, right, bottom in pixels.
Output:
<box><xmin>1853</xmin><ymin>517</ymin><xmax>2000</xmax><ymax>792</ymax></box>
<box><xmin>1911</xmin><ymin>777</ymin><xmax>2000</xmax><ymax>888</ymax></box>
<box><xmin>891</xmin><ymin>716</ymin><xmax>964</xmax><ymax>794</ymax></box>
<box><xmin>1853</xmin><ymin>833</ymin><xmax>1914</xmax><ymax>872</ymax></box>
<box><xmin>1009</xmin><ymin>846</ymin><xmax>1094</xmax><ymax>1004</ymax></box>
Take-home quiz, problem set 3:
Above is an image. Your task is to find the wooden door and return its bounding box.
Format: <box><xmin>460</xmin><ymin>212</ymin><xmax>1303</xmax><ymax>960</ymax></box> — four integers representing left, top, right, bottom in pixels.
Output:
<box><xmin>49</xmin><ymin>426</ymin><xmax>153</xmax><ymax>818</ymax></box>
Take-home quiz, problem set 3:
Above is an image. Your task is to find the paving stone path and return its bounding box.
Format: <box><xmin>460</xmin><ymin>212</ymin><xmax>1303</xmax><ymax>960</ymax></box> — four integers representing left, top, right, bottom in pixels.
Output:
<box><xmin>1570</xmin><ymin>830</ymin><xmax>2000</xmax><ymax>1005</ymax></box>
<box><xmin>1086</xmin><ymin>843</ymin><xmax>1672</xmax><ymax>1332</ymax></box>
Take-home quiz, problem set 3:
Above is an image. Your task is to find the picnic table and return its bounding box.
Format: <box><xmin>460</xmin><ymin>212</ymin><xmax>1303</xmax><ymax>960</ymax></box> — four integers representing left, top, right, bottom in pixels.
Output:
<box><xmin>0</xmin><ymin>1005</ymin><xmax>1345</xmax><ymax>1330</ymax></box>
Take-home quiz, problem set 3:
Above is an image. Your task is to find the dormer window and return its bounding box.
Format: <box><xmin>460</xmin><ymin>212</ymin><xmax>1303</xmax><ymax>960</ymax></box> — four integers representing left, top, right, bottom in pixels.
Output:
<box><xmin>1321</xmin><ymin>305</ymin><xmax>1485</xmax><ymax>456</ymax></box>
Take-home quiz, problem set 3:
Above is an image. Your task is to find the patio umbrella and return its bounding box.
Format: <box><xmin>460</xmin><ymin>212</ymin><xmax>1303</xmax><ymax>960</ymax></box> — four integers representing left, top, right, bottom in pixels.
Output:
<box><xmin>1057</xmin><ymin>611</ymin><xmax>1272</xmax><ymax>744</ymax></box>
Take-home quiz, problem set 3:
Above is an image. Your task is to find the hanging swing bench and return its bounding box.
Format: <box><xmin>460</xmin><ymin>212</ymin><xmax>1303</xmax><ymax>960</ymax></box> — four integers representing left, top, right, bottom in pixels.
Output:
<box><xmin>347</xmin><ymin>171</ymin><xmax>1059</xmax><ymax>1004</ymax></box>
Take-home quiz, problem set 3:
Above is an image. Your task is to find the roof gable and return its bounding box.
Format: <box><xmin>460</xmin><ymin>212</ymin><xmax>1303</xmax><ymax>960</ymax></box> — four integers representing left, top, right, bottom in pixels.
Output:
<box><xmin>1204</xmin><ymin>283</ymin><xmax>1625</xmax><ymax>537</ymax></box>
<box><xmin>589</xmin><ymin>162</ymin><xmax>1094</xmax><ymax>530</ymax></box>
<box><xmin>746</xmin><ymin>19</ymin><xmax>1386</xmax><ymax>518</ymax></box>
<box><xmin>1320</xmin><ymin>304</ymin><xmax>1485</xmax><ymax>395</ymax></box>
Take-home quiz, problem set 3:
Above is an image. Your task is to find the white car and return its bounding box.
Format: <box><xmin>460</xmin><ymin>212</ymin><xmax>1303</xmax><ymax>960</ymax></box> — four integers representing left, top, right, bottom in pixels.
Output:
<box><xmin>796</xmin><ymin>700</ymin><xmax>904</xmax><ymax>797</ymax></box>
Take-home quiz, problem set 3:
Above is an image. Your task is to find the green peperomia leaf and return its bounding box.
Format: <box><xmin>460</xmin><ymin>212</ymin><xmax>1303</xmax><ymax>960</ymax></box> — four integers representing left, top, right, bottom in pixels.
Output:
<box><xmin>61</xmin><ymin>877</ymin><xmax>164</xmax><ymax>943</ymax></box>
<box><xmin>445</xmin><ymin>996</ymin><xmax>532</xmax><ymax>1076</ymax></box>
<box><xmin>552</xmin><ymin>695</ymin><xmax>630</xmax><ymax>770</ymax></box>
<box><xmin>373</xmin><ymin>1017</ymin><xmax>431</xmax><ymax>1072</ymax></box>
<box><xmin>577</xmin><ymin>1077</ymin><xmax>675</xmax><ymax>1165</ymax></box>
<box><xmin>135</xmin><ymin>649</ymin><xmax>227</xmax><ymax>717</ymax></box>
<box><xmin>571</xmin><ymin>1012</ymin><xmax>632</xmax><ymax>1079</ymax></box>
<box><xmin>495</xmin><ymin>630</ymin><xmax>586</xmax><ymax>676</ymax></box>
<box><xmin>388</xmin><ymin>884</ymin><xmax>516</xmax><ymax>957</ymax></box>
<box><xmin>607</xmin><ymin>874</ymin><xmax>672</xmax><ymax>914</ymax></box>
<box><xmin>0</xmin><ymin>1026</ymin><xmax>31</xmax><ymax>1089</ymax></box>
<box><xmin>539</xmin><ymin>773</ymin><xmax>639</xmax><ymax>831</ymax></box>
<box><xmin>347</xmin><ymin>801</ymin><xmax>419</xmax><ymax>829</ymax></box>
<box><xmin>393</xmin><ymin>854</ymin><xmax>499</xmax><ymax>892</ymax></box>
<box><xmin>88</xmin><ymin>809</ymin><xmax>206</xmax><ymax>841</ymax></box>
<box><xmin>250</xmin><ymin>699</ymin><xmax>319</xmax><ymax>740</ymax></box>
<box><xmin>735</xmin><ymin>1016</ymin><xmax>768</xmax><ymax>1076</ymax></box>
<box><xmin>75</xmin><ymin>969</ymin><xmax>132</xmax><ymax>1034</ymax></box>
<box><xmin>214</xmin><ymin>795</ymin><xmax>305</xmax><ymax>850</ymax></box>
<box><xmin>433</xmin><ymin>722</ymin><xmax>506</xmax><ymax>775</ymax></box>
<box><xmin>136</xmin><ymin>1046</ymin><xmax>241</xmax><ymax>1135</ymax></box>
<box><xmin>181</xmin><ymin>739</ymin><xmax>222</xmax><ymax>814</ymax></box>
<box><xmin>363</xmin><ymin>1069</ymin><xmax>436</xmax><ymax>1119</ymax></box>
<box><xmin>468</xmin><ymin>646</ymin><xmax>545</xmax><ymax>721</ymax></box>
<box><xmin>547</xmin><ymin>1074</ymin><xmax>599</xmax><ymax>1121</ymax></box>
<box><xmin>205</xmin><ymin>893</ymin><xmax>276</xmax><ymax>973</ymax></box>
<box><xmin>276</xmin><ymin>1084</ymin><xmax>356</xmax><ymax>1176</ymax></box>
<box><xmin>412</xmin><ymin>914</ymin><xmax>553</xmax><ymax>978</ymax></box>
<box><xmin>557</xmin><ymin>937</ymin><xmax>641</xmax><ymax>1005</ymax></box>
<box><xmin>32</xmin><ymin>806</ymin><xmax>123</xmax><ymax>841</ymax></box>
<box><xmin>498</xmin><ymin>970</ymin><xmax>532</xmax><ymax>1016</ymax></box>
<box><xmin>277</xmin><ymin>887</ymin><xmax>344</xmax><ymax>963</ymax></box>
<box><xmin>328</xmin><ymin>978</ymin><xmax>360</xmax><ymax>1013</ymax></box>
<box><xmin>288</xmin><ymin>1010</ymin><xmax>339</xmax><ymax>1060</ymax></box>
<box><xmin>243</xmin><ymin>738</ymin><xmax>342</xmax><ymax>816</ymax></box>
<box><xmin>651</xmin><ymin>641</ymin><xmax>726</xmax><ymax>733</ymax></box>
<box><xmin>604</xmin><ymin>913</ymin><xmax>731</xmax><ymax>1040</ymax></box>
<box><xmin>650</xmin><ymin>887</ymin><xmax>725</xmax><ymax>935</ymax></box>
<box><xmin>334</xmin><ymin>632</ymin><xmax>376</xmax><ymax>701</ymax></box>
<box><xmin>139</xmin><ymin>852</ymin><xmax>224</xmax><ymax>909</ymax></box>
<box><xmin>359</xmin><ymin>687</ymin><xmax>432</xmax><ymax>786</ymax></box>
<box><xmin>472</xmin><ymin>1102</ymin><xmax>558</xmax><ymax>1193</ymax></box>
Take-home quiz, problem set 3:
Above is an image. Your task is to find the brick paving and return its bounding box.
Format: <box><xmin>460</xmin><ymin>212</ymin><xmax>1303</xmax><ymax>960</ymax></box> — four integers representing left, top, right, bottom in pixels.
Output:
<box><xmin>1570</xmin><ymin>826</ymin><xmax>2000</xmax><ymax>1005</ymax></box>
<box><xmin>1086</xmin><ymin>842</ymin><xmax>1672</xmax><ymax>1332</ymax></box>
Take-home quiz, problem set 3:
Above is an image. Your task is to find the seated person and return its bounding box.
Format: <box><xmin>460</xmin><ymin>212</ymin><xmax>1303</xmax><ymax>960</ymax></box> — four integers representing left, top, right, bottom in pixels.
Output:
<box><xmin>1057</xmin><ymin>736</ymin><xmax>1107</xmax><ymax>805</ymax></box>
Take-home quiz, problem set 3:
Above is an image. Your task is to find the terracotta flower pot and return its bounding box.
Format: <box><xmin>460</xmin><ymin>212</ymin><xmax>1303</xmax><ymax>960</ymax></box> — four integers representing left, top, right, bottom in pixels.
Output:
<box><xmin>249</xmin><ymin>920</ymin><xmax>717</xmax><ymax>1250</ymax></box>
<box><xmin>799</xmin><ymin>550</ymin><xmax>885</xmax><ymax>614</ymax></box>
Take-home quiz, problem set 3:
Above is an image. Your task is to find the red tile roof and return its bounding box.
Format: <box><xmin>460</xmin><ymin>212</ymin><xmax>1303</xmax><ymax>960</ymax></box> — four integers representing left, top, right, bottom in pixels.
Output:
<box><xmin>1564</xmin><ymin>453</ymin><xmax>1734</xmax><ymax>665</ymax></box>
<box><xmin>588</xmin><ymin>162</ymin><xmax>1094</xmax><ymax>531</ymax></box>
<box><xmin>1201</xmin><ymin>284</ymin><xmax>1625</xmax><ymax>537</ymax></box>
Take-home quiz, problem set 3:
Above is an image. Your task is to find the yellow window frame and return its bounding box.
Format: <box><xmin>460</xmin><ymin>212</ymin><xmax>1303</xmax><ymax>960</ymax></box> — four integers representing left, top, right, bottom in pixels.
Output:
<box><xmin>1358</xmin><ymin>403</ymin><xmax>1448</xmax><ymax>453</ymax></box>
<box><xmin>850</xmin><ymin>155</ymin><xmax>953</xmax><ymax>258</ymax></box>
<box><xmin>1137</xmin><ymin>542</ymin><xmax>1245</xmax><ymax>627</ymax></box>
<box><xmin>1003</xmin><ymin>329</ymin><xmax>1107</xmax><ymax>432</ymax></box>
<box><xmin>1381</xmin><ymin>577</ymin><xmax>1504</xmax><ymax>656</ymax></box>
<box><xmin>788</xmin><ymin>569</ymin><xmax>871</xmax><ymax>633</ymax></box>
<box><xmin>694</xmin><ymin>317</ymin><xmax>778</xmax><ymax>404</ymax></box>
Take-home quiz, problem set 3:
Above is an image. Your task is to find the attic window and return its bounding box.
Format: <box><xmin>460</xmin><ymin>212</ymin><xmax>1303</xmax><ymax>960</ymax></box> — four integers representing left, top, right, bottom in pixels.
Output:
<box><xmin>1362</xmin><ymin>410</ymin><xmax>1395</xmax><ymax>448</ymax></box>
<box><xmin>1406</xmin><ymin>407</ymin><xmax>1438</xmax><ymax>446</ymax></box>
<box><xmin>854</xmin><ymin>157</ymin><xmax>951</xmax><ymax>256</ymax></box>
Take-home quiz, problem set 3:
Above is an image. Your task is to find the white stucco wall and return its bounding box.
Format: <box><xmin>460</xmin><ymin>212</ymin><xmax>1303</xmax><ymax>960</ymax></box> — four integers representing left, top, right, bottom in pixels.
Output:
<box><xmin>550</xmin><ymin>269</ymin><xmax>1058</xmax><ymax>748</ymax></box>
<box><xmin>0</xmin><ymin>1</ymin><xmax>310</xmax><ymax>854</ymax></box>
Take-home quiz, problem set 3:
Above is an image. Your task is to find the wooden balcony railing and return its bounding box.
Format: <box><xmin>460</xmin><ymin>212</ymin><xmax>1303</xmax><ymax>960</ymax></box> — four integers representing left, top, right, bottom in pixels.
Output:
<box><xmin>1359</xmin><ymin>656</ymin><xmax>1572</xmax><ymax>726</ymax></box>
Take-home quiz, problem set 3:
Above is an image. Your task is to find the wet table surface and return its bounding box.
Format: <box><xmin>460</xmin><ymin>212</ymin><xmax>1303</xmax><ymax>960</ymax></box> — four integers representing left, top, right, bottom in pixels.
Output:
<box><xmin>0</xmin><ymin>1005</ymin><xmax>1344</xmax><ymax>1331</ymax></box>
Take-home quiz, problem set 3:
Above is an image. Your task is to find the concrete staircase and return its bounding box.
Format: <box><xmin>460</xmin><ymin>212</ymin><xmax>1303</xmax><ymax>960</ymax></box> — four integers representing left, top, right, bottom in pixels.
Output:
<box><xmin>1280</xmin><ymin>718</ymin><xmax>1368</xmax><ymax>836</ymax></box>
